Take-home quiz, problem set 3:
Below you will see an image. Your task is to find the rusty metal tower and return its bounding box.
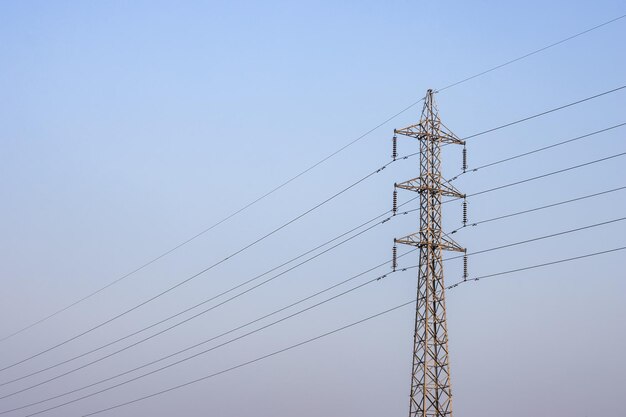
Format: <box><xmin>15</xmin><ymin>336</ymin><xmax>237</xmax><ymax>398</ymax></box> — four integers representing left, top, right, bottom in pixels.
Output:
<box><xmin>392</xmin><ymin>89</ymin><xmax>466</xmax><ymax>417</ymax></box>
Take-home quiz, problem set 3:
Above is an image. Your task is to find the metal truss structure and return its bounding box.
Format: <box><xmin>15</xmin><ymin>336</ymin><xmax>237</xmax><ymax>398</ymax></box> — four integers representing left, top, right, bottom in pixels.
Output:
<box><xmin>392</xmin><ymin>89</ymin><xmax>466</xmax><ymax>417</ymax></box>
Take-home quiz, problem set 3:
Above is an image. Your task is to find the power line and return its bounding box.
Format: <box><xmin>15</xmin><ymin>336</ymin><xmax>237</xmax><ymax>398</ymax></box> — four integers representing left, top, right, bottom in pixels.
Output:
<box><xmin>436</xmin><ymin>14</ymin><xmax>626</xmax><ymax>92</ymax></box>
<box><xmin>450</xmin><ymin>185</ymin><xmax>626</xmax><ymax>234</ymax></box>
<box><xmin>9</xmin><ymin>216</ymin><xmax>625</xmax><ymax>410</ymax></box>
<box><xmin>401</xmin><ymin>186</ymin><xmax>626</xmax><ymax>234</ymax></box>
<box><xmin>0</xmin><ymin>188</ymin><xmax>423</xmax><ymax>387</ymax></box>
<box><xmin>25</xmin><ymin>112</ymin><xmax>617</xmax><ymax>408</ymax></box>
<box><xmin>0</xmin><ymin>263</ymin><xmax>396</xmax><ymax>412</ymax></box>
<box><xmin>462</xmin><ymin>85</ymin><xmax>626</xmax><ymax>141</ymax></box>
<box><xmin>449</xmin><ymin>122</ymin><xmax>626</xmax><ymax>181</ymax></box>
<box><xmin>0</xmin><ymin>219</ymin><xmax>389</xmax><ymax>396</ymax></box>
<box><xmin>11</xmin><ymin>153</ymin><xmax>626</xmax><ymax>398</ymax></box>
<box><xmin>466</xmin><ymin>150</ymin><xmax>626</xmax><ymax>199</ymax></box>
<box><xmin>396</xmin><ymin>215</ymin><xmax>626</xmax><ymax>270</ymax></box>
<box><xmin>448</xmin><ymin>217</ymin><xmax>626</xmax><ymax>263</ymax></box>
<box><xmin>0</xmin><ymin>108</ymin><xmax>419</xmax><ymax>348</ymax></box>
<box><xmin>0</xmin><ymin>112</ymin><xmax>415</xmax><ymax>346</ymax></box>
<box><xmin>3</xmin><ymin>255</ymin><xmax>418</xmax><ymax>415</ymax></box>
<box><xmin>4</xmin><ymin>190</ymin><xmax>611</xmax><ymax>400</ymax></box>
<box><xmin>400</xmin><ymin>85</ymin><xmax>626</xmax><ymax>158</ymax></box>
<box><xmin>6</xmin><ymin>138</ymin><xmax>599</xmax><ymax>382</ymax></box>
<box><xmin>4</xmin><ymin>88</ymin><xmax>624</xmax><ymax>383</ymax></box>
<box><xmin>24</xmin><ymin>299</ymin><xmax>418</xmax><ymax>417</ymax></box>
<box><xmin>398</xmin><ymin>151</ymin><xmax>626</xmax><ymax>214</ymax></box>
<box><xmin>21</xmin><ymin>243</ymin><xmax>626</xmax><ymax>417</ymax></box>
<box><xmin>447</xmin><ymin>246</ymin><xmax>626</xmax><ymax>289</ymax></box>
<box><xmin>398</xmin><ymin>125</ymin><xmax>626</xmax><ymax>218</ymax></box>
<box><xmin>0</xmin><ymin>161</ymin><xmax>395</xmax><ymax>373</ymax></box>
<box><xmin>0</xmin><ymin>210</ymin><xmax>390</xmax><ymax>387</ymax></box>
<box><xmin>5</xmin><ymin>13</ymin><xmax>622</xmax><ymax>345</ymax></box>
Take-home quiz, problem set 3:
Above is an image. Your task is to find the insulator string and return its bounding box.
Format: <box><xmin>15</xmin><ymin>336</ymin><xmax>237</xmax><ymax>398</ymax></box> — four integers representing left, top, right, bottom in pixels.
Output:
<box><xmin>462</xmin><ymin>198</ymin><xmax>468</xmax><ymax>227</ymax></box>
<box><xmin>463</xmin><ymin>254</ymin><xmax>468</xmax><ymax>281</ymax></box>
<box><xmin>392</xmin><ymin>187</ymin><xmax>398</xmax><ymax>215</ymax></box>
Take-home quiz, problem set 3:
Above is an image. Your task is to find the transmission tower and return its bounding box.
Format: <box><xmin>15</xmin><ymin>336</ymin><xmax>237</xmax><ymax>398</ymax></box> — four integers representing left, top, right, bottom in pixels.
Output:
<box><xmin>391</xmin><ymin>89</ymin><xmax>467</xmax><ymax>417</ymax></box>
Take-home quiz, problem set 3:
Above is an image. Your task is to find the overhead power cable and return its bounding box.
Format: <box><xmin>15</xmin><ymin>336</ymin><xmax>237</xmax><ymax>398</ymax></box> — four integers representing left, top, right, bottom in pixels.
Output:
<box><xmin>4</xmin><ymin>146</ymin><xmax>622</xmax><ymax>382</ymax></box>
<box><xmin>397</xmin><ymin>151</ymin><xmax>626</xmax><ymax>213</ymax></box>
<box><xmin>450</xmin><ymin>185</ymin><xmax>626</xmax><ymax>234</ymax></box>
<box><xmin>447</xmin><ymin>246</ymin><xmax>626</xmax><ymax>289</ymax></box>
<box><xmin>0</xmin><ymin>219</ymin><xmax>387</xmax><ymax>386</ymax></box>
<box><xmin>0</xmin><ymin>218</ymin><xmax>400</xmax><ymax>400</ymax></box>
<box><xmin>391</xmin><ymin>217</ymin><xmax>626</xmax><ymax>271</ymax></box>
<box><xmin>450</xmin><ymin>217</ymin><xmax>626</xmax><ymax>262</ymax></box>
<box><xmin>449</xmin><ymin>122</ymin><xmax>626</xmax><ymax>182</ymax></box>
<box><xmin>5</xmin><ymin>13</ymin><xmax>622</xmax><ymax>344</ymax></box>
<box><xmin>2</xmin><ymin>253</ymin><xmax>418</xmax><ymax>415</ymax></box>
<box><xmin>9</xmin><ymin>144</ymin><xmax>623</xmax><ymax>388</ymax></box>
<box><xmin>400</xmin><ymin>86</ymin><xmax>626</xmax><ymax>159</ymax></box>
<box><xmin>8</xmin><ymin>216</ymin><xmax>624</xmax><ymax>409</ymax></box>
<box><xmin>405</xmin><ymin>186</ymin><xmax>626</xmax><ymax>236</ymax></box>
<box><xmin>21</xmin><ymin>243</ymin><xmax>626</xmax><ymax>417</ymax></box>
<box><xmin>0</xmin><ymin>210</ymin><xmax>392</xmax><ymax>387</ymax></box>
<box><xmin>436</xmin><ymin>13</ymin><xmax>626</xmax><ymax>92</ymax></box>
<box><xmin>462</xmin><ymin>85</ymin><xmax>626</xmax><ymax>142</ymax></box>
<box><xmin>0</xmin><ymin>189</ymin><xmax>422</xmax><ymax>387</ymax></box>
<box><xmin>22</xmin><ymin>299</ymin><xmax>417</xmax><ymax>417</ymax></box>
<box><xmin>465</xmin><ymin>151</ymin><xmax>626</xmax><ymax>199</ymax></box>
<box><xmin>0</xmin><ymin>205</ymin><xmax>423</xmax><ymax>397</ymax></box>
<box><xmin>0</xmin><ymin>160</ymin><xmax>398</xmax><ymax>373</ymax></box>
<box><xmin>0</xmin><ymin>112</ymin><xmax>412</xmax><ymax>346</ymax></box>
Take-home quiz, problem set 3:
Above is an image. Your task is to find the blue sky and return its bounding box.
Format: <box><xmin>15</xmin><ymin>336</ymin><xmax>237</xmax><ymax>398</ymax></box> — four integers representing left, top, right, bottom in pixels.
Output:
<box><xmin>0</xmin><ymin>1</ymin><xmax>625</xmax><ymax>416</ymax></box>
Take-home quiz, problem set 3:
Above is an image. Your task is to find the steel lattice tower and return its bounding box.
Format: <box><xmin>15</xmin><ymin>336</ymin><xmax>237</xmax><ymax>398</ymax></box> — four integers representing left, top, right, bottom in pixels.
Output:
<box><xmin>392</xmin><ymin>89</ymin><xmax>466</xmax><ymax>417</ymax></box>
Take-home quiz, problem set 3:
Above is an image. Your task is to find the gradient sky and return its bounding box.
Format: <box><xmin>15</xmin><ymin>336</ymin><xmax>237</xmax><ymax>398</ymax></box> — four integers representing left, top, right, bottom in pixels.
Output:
<box><xmin>1</xmin><ymin>1</ymin><xmax>625</xmax><ymax>416</ymax></box>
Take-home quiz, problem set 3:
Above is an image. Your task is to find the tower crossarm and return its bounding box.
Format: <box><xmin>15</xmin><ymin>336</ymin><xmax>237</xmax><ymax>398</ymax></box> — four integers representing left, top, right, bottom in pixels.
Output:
<box><xmin>394</xmin><ymin>125</ymin><xmax>464</xmax><ymax>145</ymax></box>
<box><xmin>396</xmin><ymin>178</ymin><xmax>465</xmax><ymax>199</ymax></box>
<box><xmin>395</xmin><ymin>233</ymin><xmax>465</xmax><ymax>253</ymax></box>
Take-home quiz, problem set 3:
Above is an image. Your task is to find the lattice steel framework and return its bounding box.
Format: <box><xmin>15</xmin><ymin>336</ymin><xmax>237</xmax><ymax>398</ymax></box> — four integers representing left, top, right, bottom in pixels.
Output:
<box><xmin>393</xmin><ymin>89</ymin><xmax>465</xmax><ymax>417</ymax></box>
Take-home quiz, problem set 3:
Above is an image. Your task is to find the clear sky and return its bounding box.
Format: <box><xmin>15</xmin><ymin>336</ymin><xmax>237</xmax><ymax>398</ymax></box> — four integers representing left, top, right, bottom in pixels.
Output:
<box><xmin>0</xmin><ymin>1</ymin><xmax>625</xmax><ymax>416</ymax></box>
